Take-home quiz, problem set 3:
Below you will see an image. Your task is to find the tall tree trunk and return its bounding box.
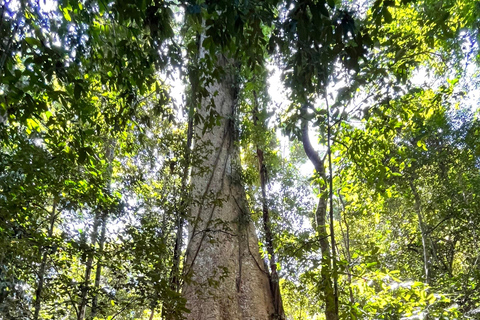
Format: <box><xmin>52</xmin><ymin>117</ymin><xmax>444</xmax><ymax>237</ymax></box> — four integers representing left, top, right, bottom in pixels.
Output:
<box><xmin>253</xmin><ymin>91</ymin><xmax>285</xmax><ymax>319</ymax></box>
<box><xmin>171</xmin><ymin>112</ymin><xmax>193</xmax><ymax>292</ymax></box>
<box><xmin>257</xmin><ymin>148</ymin><xmax>284</xmax><ymax>320</ymax></box>
<box><xmin>90</xmin><ymin>215</ymin><xmax>107</xmax><ymax>319</ymax></box>
<box><xmin>78</xmin><ymin>212</ymin><xmax>101</xmax><ymax>320</ymax></box>
<box><xmin>338</xmin><ymin>193</ymin><xmax>354</xmax><ymax>305</ymax></box>
<box><xmin>409</xmin><ymin>180</ymin><xmax>430</xmax><ymax>284</ymax></box>
<box><xmin>326</xmin><ymin>98</ymin><xmax>339</xmax><ymax>316</ymax></box>
<box><xmin>301</xmin><ymin>116</ymin><xmax>338</xmax><ymax>320</ymax></box>
<box><xmin>90</xmin><ymin>142</ymin><xmax>115</xmax><ymax>319</ymax></box>
<box><xmin>162</xmin><ymin>107</ymin><xmax>193</xmax><ymax>320</ymax></box>
<box><xmin>33</xmin><ymin>198</ymin><xmax>57</xmax><ymax>320</ymax></box>
<box><xmin>183</xmin><ymin>55</ymin><xmax>275</xmax><ymax>320</ymax></box>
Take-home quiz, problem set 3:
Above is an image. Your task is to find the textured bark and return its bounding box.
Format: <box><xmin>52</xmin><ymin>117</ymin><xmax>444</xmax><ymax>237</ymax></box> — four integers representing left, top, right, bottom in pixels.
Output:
<box><xmin>183</xmin><ymin>56</ymin><xmax>275</xmax><ymax>320</ymax></box>
<box><xmin>301</xmin><ymin>117</ymin><xmax>338</xmax><ymax>320</ymax></box>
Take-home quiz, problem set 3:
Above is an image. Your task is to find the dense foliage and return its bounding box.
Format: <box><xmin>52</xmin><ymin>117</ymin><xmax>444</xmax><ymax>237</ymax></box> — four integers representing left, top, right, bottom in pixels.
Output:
<box><xmin>1</xmin><ymin>0</ymin><xmax>479</xmax><ymax>319</ymax></box>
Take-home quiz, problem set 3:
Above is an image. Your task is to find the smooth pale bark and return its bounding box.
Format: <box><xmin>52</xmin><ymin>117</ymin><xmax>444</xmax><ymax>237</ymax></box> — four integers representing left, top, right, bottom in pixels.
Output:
<box><xmin>183</xmin><ymin>56</ymin><xmax>275</xmax><ymax>320</ymax></box>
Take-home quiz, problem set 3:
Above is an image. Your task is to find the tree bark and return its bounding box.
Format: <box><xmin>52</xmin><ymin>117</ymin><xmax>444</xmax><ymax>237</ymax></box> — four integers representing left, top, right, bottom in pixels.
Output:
<box><xmin>301</xmin><ymin>115</ymin><xmax>338</xmax><ymax>320</ymax></box>
<box><xmin>33</xmin><ymin>198</ymin><xmax>57</xmax><ymax>320</ymax></box>
<box><xmin>183</xmin><ymin>55</ymin><xmax>275</xmax><ymax>320</ymax></box>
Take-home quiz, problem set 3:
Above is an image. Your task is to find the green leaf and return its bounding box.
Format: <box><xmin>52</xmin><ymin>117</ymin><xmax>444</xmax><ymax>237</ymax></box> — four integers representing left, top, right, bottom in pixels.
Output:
<box><xmin>383</xmin><ymin>8</ymin><xmax>393</xmax><ymax>23</ymax></box>
<box><xmin>24</xmin><ymin>37</ymin><xmax>42</xmax><ymax>47</ymax></box>
<box><xmin>63</xmin><ymin>8</ymin><xmax>72</xmax><ymax>21</ymax></box>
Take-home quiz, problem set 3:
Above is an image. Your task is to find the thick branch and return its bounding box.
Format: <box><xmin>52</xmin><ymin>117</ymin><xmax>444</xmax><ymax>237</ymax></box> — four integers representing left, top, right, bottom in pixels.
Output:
<box><xmin>301</xmin><ymin>108</ymin><xmax>324</xmax><ymax>176</ymax></box>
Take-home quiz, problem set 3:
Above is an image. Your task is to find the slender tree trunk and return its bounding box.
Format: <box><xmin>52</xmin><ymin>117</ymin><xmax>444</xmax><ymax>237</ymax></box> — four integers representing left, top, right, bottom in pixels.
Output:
<box><xmin>89</xmin><ymin>142</ymin><xmax>115</xmax><ymax>319</ymax></box>
<box><xmin>183</xmin><ymin>55</ymin><xmax>274</xmax><ymax>320</ymax></box>
<box><xmin>33</xmin><ymin>198</ymin><xmax>57</xmax><ymax>320</ymax></box>
<box><xmin>301</xmin><ymin>115</ymin><xmax>338</xmax><ymax>320</ymax></box>
<box><xmin>171</xmin><ymin>112</ymin><xmax>193</xmax><ymax>291</ymax></box>
<box><xmin>162</xmin><ymin>107</ymin><xmax>194</xmax><ymax>320</ymax></box>
<box><xmin>447</xmin><ymin>237</ymin><xmax>457</xmax><ymax>276</ymax></box>
<box><xmin>338</xmin><ymin>193</ymin><xmax>354</xmax><ymax>305</ymax></box>
<box><xmin>78</xmin><ymin>212</ymin><xmax>101</xmax><ymax>320</ymax></box>
<box><xmin>326</xmin><ymin>96</ymin><xmax>339</xmax><ymax>316</ymax></box>
<box><xmin>253</xmin><ymin>91</ymin><xmax>285</xmax><ymax>320</ymax></box>
<box><xmin>90</xmin><ymin>215</ymin><xmax>107</xmax><ymax>319</ymax></box>
<box><xmin>409</xmin><ymin>180</ymin><xmax>430</xmax><ymax>284</ymax></box>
